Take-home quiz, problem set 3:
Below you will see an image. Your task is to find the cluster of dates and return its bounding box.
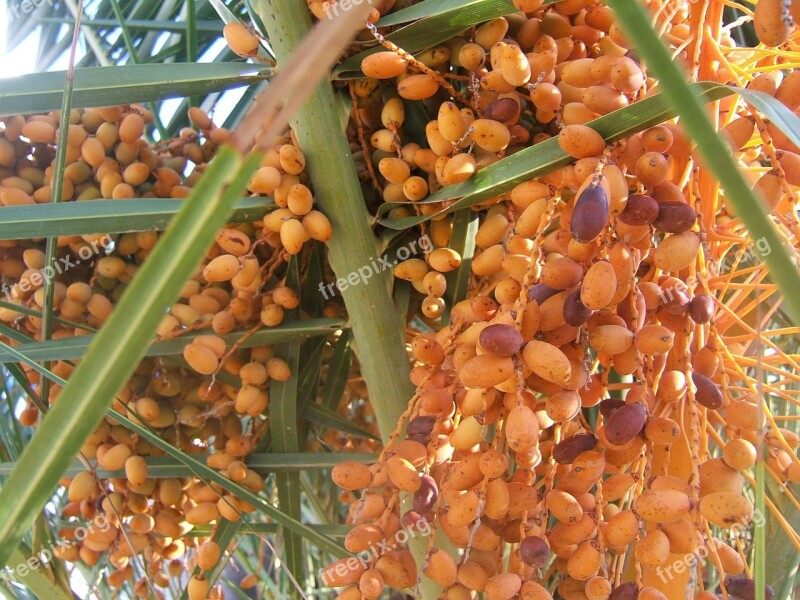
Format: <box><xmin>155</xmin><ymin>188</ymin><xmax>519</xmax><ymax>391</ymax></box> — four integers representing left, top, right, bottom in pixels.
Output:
<box><xmin>0</xmin><ymin>98</ymin><xmax>340</xmax><ymax>598</ymax></box>
<box><xmin>322</xmin><ymin>0</ymin><xmax>800</xmax><ymax>598</ymax></box>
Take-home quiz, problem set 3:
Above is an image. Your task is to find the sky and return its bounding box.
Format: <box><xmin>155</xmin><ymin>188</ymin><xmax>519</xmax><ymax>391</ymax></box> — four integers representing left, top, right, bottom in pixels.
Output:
<box><xmin>0</xmin><ymin>0</ymin><xmax>53</xmax><ymax>78</ymax></box>
<box><xmin>0</xmin><ymin>0</ymin><xmax>248</xmax><ymax>135</ymax></box>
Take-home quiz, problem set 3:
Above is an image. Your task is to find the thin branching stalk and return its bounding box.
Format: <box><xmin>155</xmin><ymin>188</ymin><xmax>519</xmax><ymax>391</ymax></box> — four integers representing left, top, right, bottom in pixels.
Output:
<box><xmin>40</xmin><ymin>0</ymin><xmax>82</xmax><ymax>406</ymax></box>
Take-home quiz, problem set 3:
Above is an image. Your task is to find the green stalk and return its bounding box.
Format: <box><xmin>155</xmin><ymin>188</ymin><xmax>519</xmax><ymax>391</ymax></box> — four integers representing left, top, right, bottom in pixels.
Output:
<box><xmin>0</xmin><ymin>453</ymin><xmax>376</xmax><ymax>478</ymax></box>
<box><xmin>756</xmin><ymin>332</ymin><xmax>767</xmax><ymax>600</ymax></box>
<box><xmin>37</xmin><ymin>17</ymin><xmax>223</xmax><ymax>32</ymax></box>
<box><xmin>756</xmin><ymin>443</ymin><xmax>766</xmax><ymax>600</ymax></box>
<box><xmin>186</xmin><ymin>0</ymin><xmax>197</xmax><ymax>63</ymax></box>
<box><xmin>186</xmin><ymin>0</ymin><xmax>198</xmax><ymax>107</ymax></box>
<box><xmin>443</xmin><ymin>210</ymin><xmax>478</xmax><ymax>325</ymax></box>
<box><xmin>609</xmin><ymin>0</ymin><xmax>800</xmax><ymax>326</ymax></box>
<box><xmin>40</xmin><ymin>2</ymin><xmax>80</xmax><ymax>408</ymax></box>
<box><xmin>252</xmin><ymin>0</ymin><xmax>414</xmax><ymax>443</ymax></box>
<box><xmin>251</xmin><ymin>2</ymin><xmax>426</xmax><ymax>595</ymax></box>
<box><xmin>269</xmin><ymin>257</ymin><xmax>304</xmax><ymax>586</ymax></box>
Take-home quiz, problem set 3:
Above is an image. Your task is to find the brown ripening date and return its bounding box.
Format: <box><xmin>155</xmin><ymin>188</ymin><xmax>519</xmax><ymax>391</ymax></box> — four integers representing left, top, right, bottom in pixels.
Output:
<box><xmin>483</xmin><ymin>98</ymin><xmax>520</xmax><ymax>125</ymax></box>
<box><xmin>529</xmin><ymin>282</ymin><xmax>559</xmax><ymax>304</ymax></box>
<box><xmin>564</xmin><ymin>287</ymin><xmax>594</xmax><ymax>326</ymax></box>
<box><xmin>519</xmin><ymin>535</ymin><xmax>551</xmax><ymax>567</ymax></box>
<box><xmin>479</xmin><ymin>323</ymin><xmax>524</xmax><ymax>356</ymax></box>
<box><xmin>723</xmin><ymin>577</ymin><xmax>773</xmax><ymax>600</ymax></box>
<box><xmin>692</xmin><ymin>372</ymin><xmax>723</xmax><ymax>410</ymax></box>
<box><xmin>605</xmin><ymin>402</ymin><xmax>648</xmax><ymax>445</ymax></box>
<box><xmin>407</xmin><ymin>416</ymin><xmax>436</xmax><ymax>437</ymax></box>
<box><xmin>652</xmin><ymin>201</ymin><xmax>697</xmax><ymax>233</ymax></box>
<box><xmin>413</xmin><ymin>474</ymin><xmax>438</xmax><ymax>512</ymax></box>
<box><xmin>571</xmin><ymin>183</ymin><xmax>610</xmax><ymax>242</ymax></box>
<box><xmin>609</xmin><ymin>582</ymin><xmax>640</xmax><ymax>600</ymax></box>
<box><xmin>553</xmin><ymin>433</ymin><xmax>598</xmax><ymax>463</ymax></box>
<box><xmin>689</xmin><ymin>294</ymin><xmax>715</xmax><ymax>323</ymax></box>
<box><xmin>618</xmin><ymin>193</ymin><xmax>659</xmax><ymax>225</ymax></box>
<box><xmin>599</xmin><ymin>398</ymin><xmax>626</xmax><ymax>420</ymax></box>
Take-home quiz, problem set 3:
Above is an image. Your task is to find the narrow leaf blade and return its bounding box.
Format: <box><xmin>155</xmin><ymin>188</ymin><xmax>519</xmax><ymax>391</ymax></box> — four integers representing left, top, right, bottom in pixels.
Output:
<box><xmin>378</xmin><ymin>82</ymin><xmax>735</xmax><ymax>230</ymax></box>
<box><xmin>321</xmin><ymin>331</ymin><xmax>352</xmax><ymax>411</ymax></box>
<box><xmin>0</xmin><ymin>318</ymin><xmax>344</xmax><ymax>363</ymax></box>
<box><xmin>0</xmin><ymin>197</ymin><xmax>270</xmax><ymax>240</ymax></box>
<box><xmin>443</xmin><ymin>209</ymin><xmax>478</xmax><ymax>324</ymax></box>
<box><xmin>334</xmin><ymin>0</ymin><xmax>558</xmax><ymax>79</ymax></box>
<box><xmin>0</xmin><ymin>64</ymin><xmax>270</xmax><ymax>116</ymax></box>
<box><xmin>268</xmin><ymin>257</ymin><xmax>304</xmax><ymax>583</ymax></box>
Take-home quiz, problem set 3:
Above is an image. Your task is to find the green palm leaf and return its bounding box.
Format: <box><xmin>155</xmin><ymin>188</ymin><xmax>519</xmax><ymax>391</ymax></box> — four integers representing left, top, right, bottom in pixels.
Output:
<box><xmin>0</xmin><ymin>63</ymin><xmax>270</xmax><ymax>117</ymax></box>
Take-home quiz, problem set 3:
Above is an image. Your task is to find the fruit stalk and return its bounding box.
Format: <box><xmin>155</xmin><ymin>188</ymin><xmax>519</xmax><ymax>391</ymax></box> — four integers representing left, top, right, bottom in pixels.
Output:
<box><xmin>252</xmin><ymin>0</ymin><xmax>415</xmax><ymax>444</ymax></box>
